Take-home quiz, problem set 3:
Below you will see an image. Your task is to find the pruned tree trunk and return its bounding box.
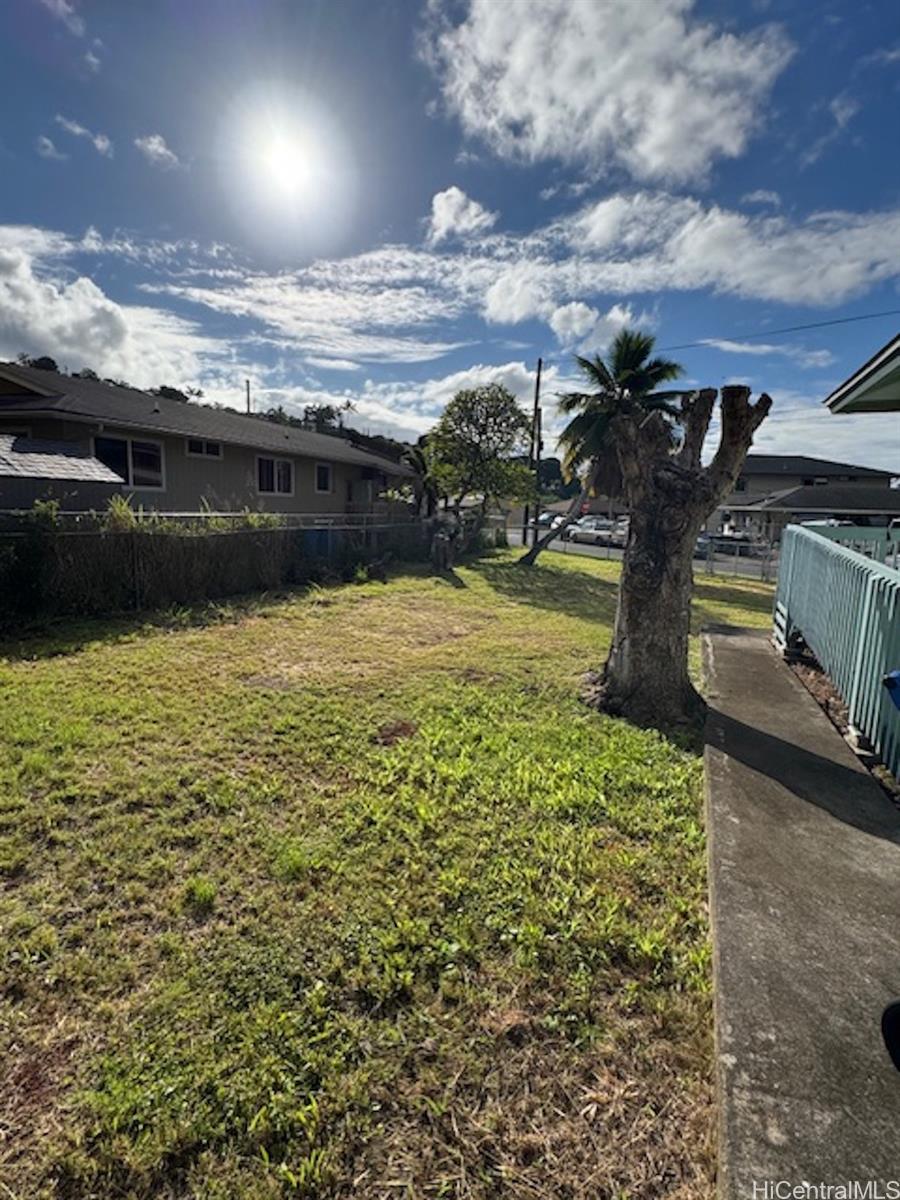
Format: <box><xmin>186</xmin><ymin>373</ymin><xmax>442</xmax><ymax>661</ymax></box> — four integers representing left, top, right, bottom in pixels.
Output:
<box><xmin>587</xmin><ymin>386</ymin><xmax>771</xmax><ymax>727</ymax></box>
<box><xmin>585</xmin><ymin>490</ymin><xmax>707</xmax><ymax>725</ymax></box>
<box><xmin>518</xmin><ymin>464</ymin><xmax>598</xmax><ymax>566</ymax></box>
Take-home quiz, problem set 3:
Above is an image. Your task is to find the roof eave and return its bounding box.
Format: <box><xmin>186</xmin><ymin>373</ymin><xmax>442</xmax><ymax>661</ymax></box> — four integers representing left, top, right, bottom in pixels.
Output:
<box><xmin>0</xmin><ymin>399</ymin><xmax>410</xmax><ymax>475</ymax></box>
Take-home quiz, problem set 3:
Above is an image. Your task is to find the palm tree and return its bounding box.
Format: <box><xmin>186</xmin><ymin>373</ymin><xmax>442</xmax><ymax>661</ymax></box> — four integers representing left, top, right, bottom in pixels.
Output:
<box><xmin>519</xmin><ymin>329</ymin><xmax>684</xmax><ymax>566</ymax></box>
<box><xmin>403</xmin><ymin>435</ymin><xmax>440</xmax><ymax>518</ymax></box>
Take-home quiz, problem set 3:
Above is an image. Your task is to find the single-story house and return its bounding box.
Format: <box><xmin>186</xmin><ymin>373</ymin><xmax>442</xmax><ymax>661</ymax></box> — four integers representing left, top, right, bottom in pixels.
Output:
<box><xmin>824</xmin><ymin>332</ymin><xmax>900</xmax><ymax>413</ymax></box>
<box><xmin>722</xmin><ymin>482</ymin><xmax>900</xmax><ymax>542</ymax></box>
<box><xmin>0</xmin><ymin>433</ymin><xmax>124</xmax><ymax>511</ymax></box>
<box><xmin>0</xmin><ymin>361</ymin><xmax>412</xmax><ymax>513</ymax></box>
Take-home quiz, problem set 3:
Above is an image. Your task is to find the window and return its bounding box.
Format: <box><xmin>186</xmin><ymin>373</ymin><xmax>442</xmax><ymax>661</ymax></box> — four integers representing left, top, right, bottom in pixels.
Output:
<box><xmin>94</xmin><ymin>435</ymin><xmax>130</xmax><ymax>483</ymax></box>
<box><xmin>315</xmin><ymin>462</ymin><xmax>333</xmax><ymax>494</ymax></box>
<box><xmin>186</xmin><ymin>438</ymin><xmax>223</xmax><ymax>458</ymax></box>
<box><xmin>734</xmin><ymin>477</ymin><xmax>747</xmax><ymax>493</ymax></box>
<box><xmin>131</xmin><ymin>440</ymin><xmax>164</xmax><ymax>488</ymax></box>
<box><xmin>94</xmin><ymin>435</ymin><xmax>164</xmax><ymax>489</ymax></box>
<box><xmin>257</xmin><ymin>456</ymin><xmax>293</xmax><ymax>495</ymax></box>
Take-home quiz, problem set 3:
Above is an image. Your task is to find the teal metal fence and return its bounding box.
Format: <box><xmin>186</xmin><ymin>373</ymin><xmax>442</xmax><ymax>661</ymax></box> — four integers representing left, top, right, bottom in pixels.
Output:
<box><xmin>774</xmin><ymin>524</ymin><xmax>900</xmax><ymax>778</ymax></box>
<box><xmin>800</xmin><ymin>523</ymin><xmax>900</xmax><ymax>570</ymax></box>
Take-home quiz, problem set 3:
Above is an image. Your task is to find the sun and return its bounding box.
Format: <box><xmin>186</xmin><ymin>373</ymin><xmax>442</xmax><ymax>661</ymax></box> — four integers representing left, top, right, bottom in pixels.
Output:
<box><xmin>260</xmin><ymin>131</ymin><xmax>314</xmax><ymax>199</ymax></box>
<box><xmin>222</xmin><ymin>85</ymin><xmax>356</xmax><ymax>246</ymax></box>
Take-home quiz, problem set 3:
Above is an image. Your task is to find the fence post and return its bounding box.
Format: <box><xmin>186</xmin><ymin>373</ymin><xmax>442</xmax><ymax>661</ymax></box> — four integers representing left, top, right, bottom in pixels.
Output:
<box><xmin>131</xmin><ymin>529</ymin><xmax>141</xmax><ymax>611</ymax></box>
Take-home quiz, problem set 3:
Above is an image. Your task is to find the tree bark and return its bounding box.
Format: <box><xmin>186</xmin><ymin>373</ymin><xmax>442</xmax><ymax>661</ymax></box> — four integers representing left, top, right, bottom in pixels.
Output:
<box><xmin>517</xmin><ymin>465</ymin><xmax>598</xmax><ymax>567</ymax></box>
<box><xmin>587</xmin><ymin>386</ymin><xmax>771</xmax><ymax>728</ymax></box>
<box><xmin>585</xmin><ymin>490</ymin><xmax>707</xmax><ymax>726</ymax></box>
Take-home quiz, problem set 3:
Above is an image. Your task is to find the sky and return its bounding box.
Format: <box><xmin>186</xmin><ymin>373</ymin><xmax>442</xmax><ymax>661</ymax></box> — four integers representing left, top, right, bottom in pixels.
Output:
<box><xmin>1</xmin><ymin>0</ymin><xmax>899</xmax><ymax>471</ymax></box>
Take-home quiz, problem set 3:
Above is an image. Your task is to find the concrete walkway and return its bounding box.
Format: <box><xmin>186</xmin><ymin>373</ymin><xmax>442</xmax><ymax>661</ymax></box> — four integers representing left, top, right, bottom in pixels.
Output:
<box><xmin>703</xmin><ymin>628</ymin><xmax>900</xmax><ymax>1193</ymax></box>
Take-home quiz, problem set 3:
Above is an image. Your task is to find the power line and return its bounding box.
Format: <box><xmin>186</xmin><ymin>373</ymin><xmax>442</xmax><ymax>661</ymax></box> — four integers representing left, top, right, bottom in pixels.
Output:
<box><xmin>658</xmin><ymin>308</ymin><xmax>900</xmax><ymax>352</ymax></box>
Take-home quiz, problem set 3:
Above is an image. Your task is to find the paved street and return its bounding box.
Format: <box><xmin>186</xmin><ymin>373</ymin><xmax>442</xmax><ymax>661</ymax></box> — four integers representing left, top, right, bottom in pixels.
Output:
<box><xmin>506</xmin><ymin>528</ymin><xmax>779</xmax><ymax>582</ymax></box>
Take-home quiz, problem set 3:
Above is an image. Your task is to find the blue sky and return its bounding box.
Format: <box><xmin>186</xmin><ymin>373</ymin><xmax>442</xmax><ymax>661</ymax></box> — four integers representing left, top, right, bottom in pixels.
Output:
<box><xmin>1</xmin><ymin>0</ymin><xmax>899</xmax><ymax>469</ymax></box>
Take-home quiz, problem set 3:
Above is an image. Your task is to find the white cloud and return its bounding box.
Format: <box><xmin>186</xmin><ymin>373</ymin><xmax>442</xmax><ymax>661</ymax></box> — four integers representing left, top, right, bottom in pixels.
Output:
<box><xmin>37</xmin><ymin>0</ymin><xmax>84</xmax><ymax>36</ymax></box>
<box><xmin>304</xmin><ymin>356</ymin><xmax>361</xmax><ymax>372</ymax></box>
<box><xmin>0</xmin><ymin>242</ymin><xmax>220</xmax><ymax>388</ymax></box>
<box><xmin>424</xmin><ymin>0</ymin><xmax>793</xmax><ymax>184</ymax></box>
<box><xmin>84</xmin><ymin>49</ymin><xmax>101</xmax><ymax>73</ymax></box>
<box><xmin>865</xmin><ymin>44</ymin><xmax>900</xmax><ymax>66</ymax></box>
<box><xmin>549</xmin><ymin>301</ymin><xmax>634</xmax><ymax>349</ymax></box>
<box><xmin>35</xmin><ymin>136</ymin><xmax>67</xmax><ymax>161</ymax></box>
<box><xmin>146</xmin><ymin>270</ymin><xmax>466</xmax><ymax>365</ymax></box>
<box><xmin>134</xmin><ymin>134</ymin><xmax>181</xmax><ymax>170</ymax></box>
<box><xmin>751</xmin><ymin>392</ymin><xmax>900</xmax><ymax>474</ymax></box>
<box><xmin>742</xmin><ymin>189</ymin><xmax>781</xmax><ymax>207</ymax></box>
<box><xmin>55</xmin><ymin>114</ymin><xmax>113</xmax><ymax>157</ymax></box>
<box><xmin>563</xmin><ymin>191</ymin><xmax>900</xmax><ymax>306</ymax></box>
<box><xmin>426</xmin><ymin>186</ymin><xmax>497</xmax><ymax>244</ymax></box>
<box><xmin>700</xmin><ymin>339</ymin><xmax>835</xmax><ymax>369</ymax></box>
<box><xmin>483</xmin><ymin>260</ymin><xmax>554</xmax><ymax>323</ymax></box>
<box><xmin>800</xmin><ymin>92</ymin><xmax>860</xmax><ymax>168</ymax></box>
<box><xmin>830</xmin><ymin>92</ymin><xmax>860</xmax><ymax>130</ymax></box>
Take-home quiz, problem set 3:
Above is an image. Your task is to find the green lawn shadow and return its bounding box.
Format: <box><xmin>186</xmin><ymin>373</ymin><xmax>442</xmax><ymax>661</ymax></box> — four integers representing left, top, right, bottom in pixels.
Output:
<box><xmin>468</xmin><ymin>556</ymin><xmax>620</xmax><ymax>624</ymax></box>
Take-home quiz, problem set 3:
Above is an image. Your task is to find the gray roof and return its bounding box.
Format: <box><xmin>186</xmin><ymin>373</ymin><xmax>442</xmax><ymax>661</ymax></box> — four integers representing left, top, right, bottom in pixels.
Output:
<box><xmin>0</xmin><ymin>362</ymin><xmax>412</xmax><ymax>476</ymax></box>
<box><xmin>741</xmin><ymin>454</ymin><xmax>892</xmax><ymax>479</ymax></box>
<box><xmin>733</xmin><ymin>483</ymin><xmax>900</xmax><ymax>514</ymax></box>
<box><xmin>0</xmin><ymin>434</ymin><xmax>124</xmax><ymax>483</ymax></box>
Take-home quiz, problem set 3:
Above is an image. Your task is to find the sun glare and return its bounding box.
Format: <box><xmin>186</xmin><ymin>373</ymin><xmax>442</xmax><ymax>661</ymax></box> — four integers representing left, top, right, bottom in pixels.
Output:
<box><xmin>223</xmin><ymin>86</ymin><xmax>355</xmax><ymax>247</ymax></box>
<box><xmin>260</xmin><ymin>131</ymin><xmax>314</xmax><ymax>199</ymax></box>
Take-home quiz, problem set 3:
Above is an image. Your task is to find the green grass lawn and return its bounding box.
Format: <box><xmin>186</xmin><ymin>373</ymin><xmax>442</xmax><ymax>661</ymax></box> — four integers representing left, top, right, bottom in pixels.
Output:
<box><xmin>0</xmin><ymin>550</ymin><xmax>774</xmax><ymax>1199</ymax></box>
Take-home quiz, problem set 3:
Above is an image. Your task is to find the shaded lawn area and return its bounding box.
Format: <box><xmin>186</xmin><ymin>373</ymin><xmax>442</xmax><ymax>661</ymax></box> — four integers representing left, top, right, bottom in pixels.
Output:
<box><xmin>0</xmin><ymin>550</ymin><xmax>773</xmax><ymax>1199</ymax></box>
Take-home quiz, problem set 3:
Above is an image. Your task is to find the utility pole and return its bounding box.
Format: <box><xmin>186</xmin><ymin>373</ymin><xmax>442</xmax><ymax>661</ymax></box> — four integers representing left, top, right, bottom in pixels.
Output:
<box><xmin>530</xmin><ymin>357</ymin><xmax>543</xmax><ymax>546</ymax></box>
<box><xmin>245</xmin><ymin>379</ymin><xmax>251</xmax><ymax>414</ymax></box>
<box><xmin>522</xmin><ymin>357</ymin><xmax>543</xmax><ymax>546</ymax></box>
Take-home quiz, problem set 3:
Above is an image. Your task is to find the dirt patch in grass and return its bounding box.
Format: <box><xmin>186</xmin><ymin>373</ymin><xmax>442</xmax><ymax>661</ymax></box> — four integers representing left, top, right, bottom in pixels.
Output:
<box><xmin>0</xmin><ymin>1022</ymin><xmax>79</xmax><ymax>1182</ymax></box>
<box><xmin>373</xmin><ymin>719</ymin><xmax>418</xmax><ymax>746</ymax></box>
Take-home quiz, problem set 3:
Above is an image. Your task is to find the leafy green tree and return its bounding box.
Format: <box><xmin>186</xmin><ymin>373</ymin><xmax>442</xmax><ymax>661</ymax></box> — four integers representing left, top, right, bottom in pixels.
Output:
<box><xmin>430</xmin><ymin>384</ymin><xmax>533</xmax><ymax>511</ymax></box>
<box><xmin>17</xmin><ymin>353</ymin><xmax>59</xmax><ymax>372</ymax></box>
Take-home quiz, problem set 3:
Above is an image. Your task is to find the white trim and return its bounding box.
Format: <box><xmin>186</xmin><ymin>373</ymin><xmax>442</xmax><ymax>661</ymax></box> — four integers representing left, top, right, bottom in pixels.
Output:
<box><xmin>255</xmin><ymin>454</ymin><xmax>295</xmax><ymax>497</ymax></box>
<box><xmin>825</xmin><ymin>335</ymin><xmax>900</xmax><ymax>412</ymax></box>
<box><xmin>92</xmin><ymin>433</ymin><xmax>166</xmax><ymax>492</ymax></box>
<box><xmin>314</xmin><ymin>461</ymin><xmax>334</xmax><ymax>494</ymax></box>
<box><xmin>185</xmin><ymin>436</ymin><xmax>223</xmax><ymax>459</ymax></box>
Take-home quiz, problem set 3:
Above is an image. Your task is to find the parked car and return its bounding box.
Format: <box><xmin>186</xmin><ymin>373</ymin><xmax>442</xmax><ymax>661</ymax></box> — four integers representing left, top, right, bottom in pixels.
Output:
<box><xmin>694</xmin><ymin>533</ymin><xmax>713</xmax><ymax>558</ymax></box>
<box><xmin>535</xmin><ymin>510</ymin><xmax>566</xmax><ymax>529</ymax></box>
<box><xmin>712</xmin><ymin>532</ymin><xmax>757</xmax><ymax>556</ymax></box>
<box><xmin>566</xmin><ymin>516</ymin><xmax>615</xmax><ymax>544</ymax></box>
<box><xmin>607</xmin><ymin>517</ymin><xmax>630</xmax><ymax>547</ymax></box>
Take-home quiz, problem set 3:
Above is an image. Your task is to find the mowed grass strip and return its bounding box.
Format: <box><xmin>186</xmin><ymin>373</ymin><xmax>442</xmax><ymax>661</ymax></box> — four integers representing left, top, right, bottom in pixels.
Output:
<box><xmin>0</xmin><ymin>550</ymin><xmax>773</xmax><ymax>1199</ymax></box>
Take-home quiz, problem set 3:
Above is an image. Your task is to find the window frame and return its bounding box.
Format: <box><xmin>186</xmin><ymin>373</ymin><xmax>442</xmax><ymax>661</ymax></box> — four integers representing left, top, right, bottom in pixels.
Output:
<box><xmin>92</xmin><ymin>434</ymin><xmax>166</xmax><ymax>492</ymax></box>
<box><xmin>255</xmin><ymin>454</ymin><xmax>294</xmax><ymax>497</ymax></box>
<box><xmin>185</xmin><ymin>437</ymin><xmax>223</xmax><ymax>460</ymax></box>
<box><xmin>314</xmin><ymin>461</ymin><xmax>333</xmax><ymax>495</ymax></box>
